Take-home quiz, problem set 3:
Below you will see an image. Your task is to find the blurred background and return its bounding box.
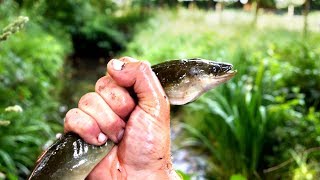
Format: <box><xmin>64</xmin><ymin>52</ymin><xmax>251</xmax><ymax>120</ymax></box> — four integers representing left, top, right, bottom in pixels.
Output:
<box><xmin>1</xmin><ymin>0</ymin><xmax>320</xmax><ymax>179</ymax></box>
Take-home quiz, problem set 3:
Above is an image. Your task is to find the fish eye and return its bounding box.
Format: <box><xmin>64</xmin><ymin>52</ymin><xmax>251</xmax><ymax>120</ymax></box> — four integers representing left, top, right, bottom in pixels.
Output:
<box><xmin>190</xmin><ymin>67</ymin><xmax>199</xmax><ymax>76</ymax></box>
<box><xmin>211</xmin><ymin>65</ymin><xmax>222</xmax><ymax>74</ymax></box>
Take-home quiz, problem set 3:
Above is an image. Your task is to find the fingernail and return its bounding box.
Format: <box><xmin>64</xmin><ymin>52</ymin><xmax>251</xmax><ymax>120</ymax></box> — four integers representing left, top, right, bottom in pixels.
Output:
<box><xmin>55</xmin><ymin>133</ymin><xmax>62</xmax><ymax>139</ymax></box>
<box><xmin>98</xmin><ymin>132</ymin><xmax>107</xmax><ymax>143</ymax></box>
<box><xmin>117</xmin><ymin>129</ymin><xmax>125</xmax><ymax>141</ymax></box>
<box><xmin>112</xmin><ymin>59</ymin><xmax>125</xmax><ymax>71</ymax></box>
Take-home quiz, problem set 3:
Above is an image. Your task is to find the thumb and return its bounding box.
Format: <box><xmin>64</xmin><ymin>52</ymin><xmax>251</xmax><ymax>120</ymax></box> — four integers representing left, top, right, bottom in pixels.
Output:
<box><xmin>107</xmin><ymin>57</ymin><xmax>170</xmax><ymax>121</ymax></box>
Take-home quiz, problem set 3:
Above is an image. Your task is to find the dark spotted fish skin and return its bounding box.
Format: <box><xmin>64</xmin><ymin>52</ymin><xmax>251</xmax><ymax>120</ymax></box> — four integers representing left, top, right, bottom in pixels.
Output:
<box><xmin>152</xmin><ymin>58</ymin><xmax>233</xmax><ymax>87</ymax></box>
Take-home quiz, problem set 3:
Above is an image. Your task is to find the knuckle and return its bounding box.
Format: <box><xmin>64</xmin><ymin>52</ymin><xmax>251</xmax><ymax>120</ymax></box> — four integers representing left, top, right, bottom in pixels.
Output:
<box><xmin>65</xmin><ymin>108</ymin><xmax>79</xmax><ymax>124</ymax></box>
<box><xmin>78</xmin><ymin>119</ymin><xmax>96</xmax><ymax>134</ymax></box>
<box><xmin>111</xmin><ymin>117</ymin><xmax>120</xmax><ymax>127</ymax></box>
<box><xmin>106</xmin><ymin>116</ymin><xmax>119</xmax><ymax>129</ymax></box>
<box><xmin>139</xmin><ymin>61</ymin><xmax>152</xmax><ymax>72</ymax></box>
<box><xmin>102</xmin><ymin>117</ymin><xmax>122</xmax><ymax>136</ymax></box>
<box><xmin>64</xmin><ymin>108</ymin><xmax>82</xmax><ymax>132</ymax></box>
<box><xmin>95</xmin><ymin>76</ymin><xmax>110</xmax><ymax>93</ymax></box>
<box><xmin>78</xmin><ymin>92</ymin><xmax>99</xmax><ymax>107</ymax></box>
<box><xmin>65</xmin><ymin>108</ymin><xmax>97</xmax><ymax>135</ymax></box>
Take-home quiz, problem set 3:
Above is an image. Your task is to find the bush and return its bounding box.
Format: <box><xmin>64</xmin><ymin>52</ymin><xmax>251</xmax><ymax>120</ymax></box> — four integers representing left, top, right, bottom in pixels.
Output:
<box><xmin>181</xmin><ymin>67</ymin><xmax>268</xmax><ymax>178</ymax></box>
<box><xmin>0</xmin><ymin>16</ymin><xmax>71</xmax><ymax>179</ymax></box>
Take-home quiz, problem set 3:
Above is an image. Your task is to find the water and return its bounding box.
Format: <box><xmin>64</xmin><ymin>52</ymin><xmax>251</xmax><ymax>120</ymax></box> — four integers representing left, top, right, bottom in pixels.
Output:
<box><xmin>171</xmin><ymin>121</ymin><xmax>207</xmax><ymax>179</ymax></box>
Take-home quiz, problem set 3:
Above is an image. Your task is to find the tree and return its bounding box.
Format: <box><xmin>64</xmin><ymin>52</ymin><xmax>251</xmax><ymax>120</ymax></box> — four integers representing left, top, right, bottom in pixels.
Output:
<box><xmin>275</xmin><ymin>0</ymin><xmax>310</xmax><ymax>36</ymax></box>
<box><xmin>251</xmin><ymin>0</ymin><xmax>260</xmax><ymax>25</ymax></box>
<box><xmin>303</xmin><ymin>0</ymin><xmax>310</xmax><ymax>37</ymax></box>
<box><xmin>213</xmin><ymin>0</ymin><xmax>238</xmax><ymax>23</ymax></box>
<box><xmin>275</xmin><ymin>0</ymin><xmax>305</xmax><ymax>16</ymax></box>
<box><xmin>250</xmin><ymin>0</ymin><xmax>275</xmax><ymax>26</ymax></box>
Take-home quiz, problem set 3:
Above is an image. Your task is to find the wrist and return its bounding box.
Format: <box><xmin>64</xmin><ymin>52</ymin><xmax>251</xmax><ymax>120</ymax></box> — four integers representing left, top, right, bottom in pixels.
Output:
<box><xmin>122</xmin><ymin>169</ymin><xmax>181</xmax><ymax>180</ymax></box>
<box><xmin>121</xmin><ymin>160</ymin><xmax>181</xmax><ymax>180</ymax></box>
<box><xmin>149</xmin><ymin>169</ymin><xmax>181</xmax><ymax>180</ymax></box>
<box><xmin>147</xmin><ymin>169</ymin><xmax>181</xmax><ymax>180</ymax></box>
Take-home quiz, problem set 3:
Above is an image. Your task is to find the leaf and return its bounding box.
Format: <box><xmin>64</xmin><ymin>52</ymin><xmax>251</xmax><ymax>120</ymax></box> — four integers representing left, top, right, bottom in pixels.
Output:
<box><xmin>0</xmin><ymin>150</ymin><xmax>16</xmax><ymax>173</ymax></box>
<box><xmin>230</xmin><ymin>174</ymin><xmax>247</xmax><ymax>180</ymax></box>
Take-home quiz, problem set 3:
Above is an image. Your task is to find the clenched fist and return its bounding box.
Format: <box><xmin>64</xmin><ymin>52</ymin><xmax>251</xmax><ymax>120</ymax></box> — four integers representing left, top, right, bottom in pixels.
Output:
<box><xmin>64</xmin><ymin>57</ymin><xmax>180</xmax><ymax>179</ymax></box>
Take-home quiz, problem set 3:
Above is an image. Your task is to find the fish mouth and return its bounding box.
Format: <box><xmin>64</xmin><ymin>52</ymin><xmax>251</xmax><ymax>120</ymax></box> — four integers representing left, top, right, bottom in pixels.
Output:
<box><xmin>223</xmin><ymin>70</ymin><xmax>237</xmax><ymax>79</ymax></box>
<box><xmin>226</xmin><ymin>70</ymin><xmax>237</xmax><ymax>75</ymax></box>
<box><xmin>210</xmin><ymin>69</ymin><xmax>237</xmax><ymax>84</ymax></box>
<box><xmin>211</xmin><ymin>61</ymin><xmax>236</xmax><ymax>76</ymax></box>
<box><xmin>220</xmin><ymin>68</ymin><xmax>237</xmax><ymax>77</ymax></box>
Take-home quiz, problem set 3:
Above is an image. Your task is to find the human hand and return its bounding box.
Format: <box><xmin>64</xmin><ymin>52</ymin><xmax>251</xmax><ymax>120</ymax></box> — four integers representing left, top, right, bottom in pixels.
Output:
<box><xmin>64</xmin><ymin>57</ymin><xmax>180</xmax><ymax>179</ymax></box>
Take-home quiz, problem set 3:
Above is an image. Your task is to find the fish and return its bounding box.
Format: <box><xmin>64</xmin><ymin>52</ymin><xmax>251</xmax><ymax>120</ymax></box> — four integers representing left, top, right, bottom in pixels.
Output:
<box><xmin>28</xmin><ymin>58</ymin><xmax>236</xmax><ymax>180</ymax></box>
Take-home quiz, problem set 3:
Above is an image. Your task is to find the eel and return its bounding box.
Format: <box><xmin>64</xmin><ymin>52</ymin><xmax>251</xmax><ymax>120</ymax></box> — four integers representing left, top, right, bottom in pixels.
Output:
<box><xmin>28</xmin><ymin>58</ymin><xmax>236</xmax><ymax>180</ymax></box>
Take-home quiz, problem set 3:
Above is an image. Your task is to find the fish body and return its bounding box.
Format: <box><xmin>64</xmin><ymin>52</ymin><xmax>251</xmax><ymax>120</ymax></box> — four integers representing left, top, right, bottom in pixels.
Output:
<box><xmin>29</xmin><ymin>134</ymin><xmax>114</xmax><ymax>180</ymax></box>
<box><xmin>29</xmin><ymin>58</ymin><xmax>236</xmax><ymax>180</ymax></box>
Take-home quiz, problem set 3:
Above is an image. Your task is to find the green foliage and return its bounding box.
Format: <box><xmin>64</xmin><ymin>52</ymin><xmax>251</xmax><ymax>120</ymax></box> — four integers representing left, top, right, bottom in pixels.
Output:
<box><xmin>264</xmin><ymin>101</ymin><xmax>320</xmax><ymax>178</ymax></box>
<box><xmin>230</xmin><ymin>174</ymin><xmax>247</xmax><ymax>180</ymax></box>
<box><xmin>290</xmin><ymin>149</ymin><xmax>320</xmax><ymax>179</ymax></box>
<box><xmin>176</xmin><ymin>170</ymin><xmax>192</xmax><ymax>180</ymax></box>
<box><xmin>123</xmin><ymin>8</ymin><xmax>320</xmax><ymax>178</ymax></box>
<box><xmin>13</xmin><ymin>0</ymin><xmax>151</xmax><ymax>57</ymax></box>
<box><xmin>0</xmin><ymin>16</ymin><xmax>71</xmax><ymax>179</ymax></box>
